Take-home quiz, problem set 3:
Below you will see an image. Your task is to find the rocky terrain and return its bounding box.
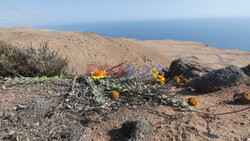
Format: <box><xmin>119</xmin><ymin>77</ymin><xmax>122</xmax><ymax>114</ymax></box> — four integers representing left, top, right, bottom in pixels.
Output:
<box><xmin>0</xmin><ymin>27</ymin><xmax>249</xmax><ymax>141</ymax></box>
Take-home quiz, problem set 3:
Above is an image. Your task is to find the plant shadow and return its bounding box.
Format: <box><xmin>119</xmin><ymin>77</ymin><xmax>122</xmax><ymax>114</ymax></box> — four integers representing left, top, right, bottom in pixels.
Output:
<box><xmin>108</xmin><ymin>128</ymin><xmax>126</xmax><ymax>141</ymax></box>
<box><xmin>175</xmin><ymin>88</ymin><xmax>206</xmax><ymax>96</ymax></box>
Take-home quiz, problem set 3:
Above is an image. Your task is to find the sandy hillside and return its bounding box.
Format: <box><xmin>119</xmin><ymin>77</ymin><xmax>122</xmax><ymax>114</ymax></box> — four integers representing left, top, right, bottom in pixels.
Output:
<box><xmin>1</xmin><ymin>27</ymin><xmax>249</xmax><ymax>74</ymax></box>
<box><xmin>0</xmin><ymin>27</ymin><xmax>171</xmax><ymax>73</ymax></box>
<box><xmin>127</xmin><ymin>39</ymin><xmax>250</xmax><ymax>69</ymax></box>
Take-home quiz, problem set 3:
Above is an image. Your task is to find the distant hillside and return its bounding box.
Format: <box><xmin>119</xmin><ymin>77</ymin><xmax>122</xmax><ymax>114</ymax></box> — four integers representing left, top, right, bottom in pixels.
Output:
<box><xmin>0</xmin><ymin>27</ymin><xmax>171</xmax><ymax>73</ymax></box>
<box><xmin>0</xmin><ymin>27</ymin><xmax>249</xmax><ymax>73</ymax></box>
<box><xmin>127</xmin><ymin>39</ymin><xmax>250</xmax><ymax>69</ymax></box>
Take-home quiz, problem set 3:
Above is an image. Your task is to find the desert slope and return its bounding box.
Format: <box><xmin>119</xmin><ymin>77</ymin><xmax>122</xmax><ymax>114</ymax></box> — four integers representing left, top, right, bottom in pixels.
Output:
<box><xmin>127</xmin><ymin>39</ymin><xmax>250</xmax><ymax>69</ymax></box>
<box><xmin>0</xmin><ymin>27</ymin><xmax>171</xmax><ymax>73</ymax></box>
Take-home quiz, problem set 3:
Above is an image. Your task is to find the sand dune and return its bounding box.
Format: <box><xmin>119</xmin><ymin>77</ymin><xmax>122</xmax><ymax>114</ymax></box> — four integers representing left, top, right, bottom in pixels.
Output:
<box><xmin>0</xmin><ymin>27</ymin><xmax>249</xmax><ymax>73</ymax></box>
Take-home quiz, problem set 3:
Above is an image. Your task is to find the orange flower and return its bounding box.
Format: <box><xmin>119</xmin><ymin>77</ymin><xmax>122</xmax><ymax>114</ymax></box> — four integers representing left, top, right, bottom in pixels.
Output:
<box><xmin>174</xmin><ymin>76</ymin><xmax>181</xmax><ymax>85</ymax></box>
<box><xmin>187</xmin><ymin>97</ymin><xmax>199</xmax><ymax>108</ymax></box>
<box><xmin>242</xmin><ymin>91</ymin><xmax>250</xmax><ymax>101</ymax></box>
<box><xmin>109</xmin><ymin>90</ymin><xmax>119</xmax><ymax>100</ymax></box>
<box><xmin>91</xmin><ymin>70</ymin><xmax>106</xmax><ymax>79</ymax></box>
<box><xmin>233</xmin><ymin>91</ymin><xmax>250</xmax><ymax>104</ymax></box>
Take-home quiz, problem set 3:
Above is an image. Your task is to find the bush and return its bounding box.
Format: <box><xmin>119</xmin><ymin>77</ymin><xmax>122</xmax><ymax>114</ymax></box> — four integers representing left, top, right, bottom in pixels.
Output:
<box><xmin>121</xmin><ymin>120</ymin><xmax>152</xmax><ymax>141</ymax></box>
<box><xmin>0</xmin><ymin>41</ymin><xmax>68</xmax><ymax>77</ymax></box>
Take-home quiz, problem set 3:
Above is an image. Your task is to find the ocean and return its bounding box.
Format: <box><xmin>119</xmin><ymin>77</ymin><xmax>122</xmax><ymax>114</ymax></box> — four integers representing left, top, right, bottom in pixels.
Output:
<box><xmin>38</xmin><ymin>17</ymin><xmax>250</xmax><ymax>51</ymax></box>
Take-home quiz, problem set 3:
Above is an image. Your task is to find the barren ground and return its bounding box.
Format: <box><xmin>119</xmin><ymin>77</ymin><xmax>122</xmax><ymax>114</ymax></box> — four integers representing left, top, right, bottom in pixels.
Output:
<box><xmin>0</xmin><ymin>80</ymin><xmax>249</xmax><ymax>140</ymax></box>
<box><xmin>0</xmin><ymin>27</ymin><xmax>249</xmax><ymax>140</ymax></box>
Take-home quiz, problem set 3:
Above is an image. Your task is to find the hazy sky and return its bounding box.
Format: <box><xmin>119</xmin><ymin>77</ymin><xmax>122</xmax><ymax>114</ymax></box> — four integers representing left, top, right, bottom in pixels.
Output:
<box><xmin>0</xmin><ymin>0</ymin><xmax>250</xmax><ymax>27</ymax></box>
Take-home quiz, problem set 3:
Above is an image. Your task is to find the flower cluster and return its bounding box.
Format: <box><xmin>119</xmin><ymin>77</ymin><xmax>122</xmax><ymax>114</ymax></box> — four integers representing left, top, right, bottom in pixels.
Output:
<box><xmin>136</xmin><ymin>64</ymin><xmax>142</xmax><ymax>71</ymax></box>
<box><xmin>155</xmin><ymin>75</ymin><xmax>165</xmax><ymax>84</ymax></box>
<box><xmin>151</xmin><ymin>68</ymin><xmax>165</xmax><ymax>84</ymax></box>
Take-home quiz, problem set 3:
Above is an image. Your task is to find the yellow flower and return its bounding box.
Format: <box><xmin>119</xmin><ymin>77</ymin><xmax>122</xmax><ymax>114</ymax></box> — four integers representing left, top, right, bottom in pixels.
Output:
<box><xmin>187</xmin><ymin>97</ymin><xmax>199</xmax><ymax>108</ymax></box>
<box><xmin>136</xmin><ymin>64</ymin><xmax>142</xmax><ymax>70</ymax></box>
<box><xmin>155</xmin><ymin>75</ymin><xmax>165</xmax><ymax>84</ymax></box>
<box><xmin>91</xmin><ymin>70</ymin><xmax>106</xmax><ymax>79</ymax></box>
<box><xmin>159</xmin><ymin>81</ymin><xmax>165</xmax><ymax>84</ymax></box>
<box><xmin>151</xmin><ymin>68</ymin><xmax>159</xmax><ymax>76</ymax></box>
<box><xmin>174</xmin><ymin>76</ymin><xmax>181</xmax><ymax>85</ymax></box>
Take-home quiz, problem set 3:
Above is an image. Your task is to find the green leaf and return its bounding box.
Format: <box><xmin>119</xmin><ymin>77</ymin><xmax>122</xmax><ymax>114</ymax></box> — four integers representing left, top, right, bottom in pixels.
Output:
<box><xmin>106</xmin><ymin>87</ymin><xmax>111</xmax><ymax>90</ymax></box>
<box><xmin>189</xmin><ymin>106</ymin><xmax>194</xmax><ymax>110</ymax></box>
<box><xmin>123</xmin><ymin>89</ymin><xmax>129</xmax><ymax>92</ymax></box>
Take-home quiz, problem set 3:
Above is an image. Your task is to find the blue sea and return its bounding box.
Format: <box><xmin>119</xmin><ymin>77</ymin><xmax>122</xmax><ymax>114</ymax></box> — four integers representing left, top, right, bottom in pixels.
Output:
<box><xmin>38</xmin><ymin>18</ymin><xmax>250</xmax><ymax>51</ymax></box>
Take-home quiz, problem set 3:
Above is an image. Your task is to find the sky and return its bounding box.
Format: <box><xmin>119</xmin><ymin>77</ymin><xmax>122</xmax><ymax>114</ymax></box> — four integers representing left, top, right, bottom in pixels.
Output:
<box><xmin>0</xmin><ymin>0</ymin><xmax>250</xmax><ymax>27</ymax></box>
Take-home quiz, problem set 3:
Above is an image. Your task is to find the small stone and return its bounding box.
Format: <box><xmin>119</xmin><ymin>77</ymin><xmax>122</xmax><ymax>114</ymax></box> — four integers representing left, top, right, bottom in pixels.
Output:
<box><xmin>13</xmin><ymin>106</ymin><xmax>17</xmax><ymax>111</ymax></box>
<box><xmin>9</xmin><ymin>130</ymin><xmax>15</xmax><ymax>135</ymax></box>
<box><xmin>156</xmin><ymin>125</ymin><xmax>164</xmax><ymax>128</ymax></box>
<box><xmin>17</xmin><ymin>104</ymin><xmax>27</xmax><ymax>110</ymax></box>
<box><xmin>47</xmin><ymin>90</ymin><xmax>53</xmax><ymax>94</ymax></box>
<box><xmin>240</xmin><ymin>122</ymin><xmax>245</xmax><ymax>125</ymax></box>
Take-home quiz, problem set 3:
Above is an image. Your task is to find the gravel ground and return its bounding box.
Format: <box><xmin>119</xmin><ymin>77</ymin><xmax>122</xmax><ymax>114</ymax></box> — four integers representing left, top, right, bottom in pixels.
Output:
<box><xmin>0</xmin><ymin>79</ymin><xmax>249</xmax><ymax>141</ymax></box>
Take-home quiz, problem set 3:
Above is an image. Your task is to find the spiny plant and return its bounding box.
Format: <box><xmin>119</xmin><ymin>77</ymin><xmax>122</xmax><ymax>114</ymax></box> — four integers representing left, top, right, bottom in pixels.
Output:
<box><xmin>0</xmin><ymin>41</ymin><xmax>68</xmax><ymax>77</ymax></box>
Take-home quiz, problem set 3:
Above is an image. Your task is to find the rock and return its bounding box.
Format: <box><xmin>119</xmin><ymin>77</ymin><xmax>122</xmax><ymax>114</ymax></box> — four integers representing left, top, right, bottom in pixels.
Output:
<box><xmin>241</xmin><ymin>64</ymin><xmax>250</xmax><ymax>77</ymax></box>
<box><xmin>121</xmin><ymin>119</ymin><xmax>151</xmax><ymax>141</ymax></box>
<box><xmin>189</xmin><ymin>65</ymin><xmax>249</xmax><ymax>92</ymax></box>
<box><xmin>169</xmin><ymin>57</ymin><xmax>213</xmax><ymax>79</ymax></box>
<box><xmin>162</xmin><ymin>67</ymin><xmax>171</xmax><ymax>78</ymax></box>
